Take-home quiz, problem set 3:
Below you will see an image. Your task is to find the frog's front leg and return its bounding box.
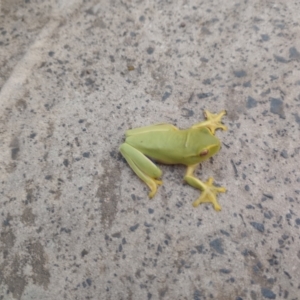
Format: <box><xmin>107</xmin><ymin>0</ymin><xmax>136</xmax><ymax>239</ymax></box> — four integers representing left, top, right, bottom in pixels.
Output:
<box><xmin>192</xmin><ymin>110</ymin><xmax>227</xmax><ymax>134</ymax></box>
<box><xmin>184</xmin><ymin>165</ymin><xmax>226</xmax><ymax>211</ymax></box>
<box><xmin>119</xmin><ymin>143</ymin><xmax>163</xmax><ymax>198</ymax></box>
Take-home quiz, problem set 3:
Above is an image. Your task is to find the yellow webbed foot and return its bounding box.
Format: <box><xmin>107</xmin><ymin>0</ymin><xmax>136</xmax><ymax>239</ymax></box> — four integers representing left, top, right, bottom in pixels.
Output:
<box><xmin>192</xmin><ymin>177</ymin><xmax>226</xmax><ymax>211</ymax></box>
<box><xmin>191</xmin><ymin>110</ymin><xmax>227</xmax><ymax>134</ymax></box>
<box><xmin>203</xmin><ymin>110</ymin><xmax>227</xmax><ymax>134</ymax></box>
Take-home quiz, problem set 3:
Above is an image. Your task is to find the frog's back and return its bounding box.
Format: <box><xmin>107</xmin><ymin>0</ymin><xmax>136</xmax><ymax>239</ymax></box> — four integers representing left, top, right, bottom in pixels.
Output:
<box><xmin>125</xmin><ymin>127</ymin><xmax>216</xmax><ymax>165</ymax></box>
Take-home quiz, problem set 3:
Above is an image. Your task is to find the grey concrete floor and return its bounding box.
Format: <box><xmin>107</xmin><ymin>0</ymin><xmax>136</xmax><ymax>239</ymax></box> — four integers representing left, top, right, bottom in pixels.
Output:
<box><xmin>1</xmin><ymin>0</ymin><xmax>300</xmax><ymax>299</ymax></box>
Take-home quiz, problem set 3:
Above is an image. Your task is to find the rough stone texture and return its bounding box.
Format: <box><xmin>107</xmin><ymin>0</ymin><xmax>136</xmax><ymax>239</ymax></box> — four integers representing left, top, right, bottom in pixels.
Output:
<box><xmin>1</xmin><ymin>0</ymin><xmax>300</xmax><ymax>299</ymax></box>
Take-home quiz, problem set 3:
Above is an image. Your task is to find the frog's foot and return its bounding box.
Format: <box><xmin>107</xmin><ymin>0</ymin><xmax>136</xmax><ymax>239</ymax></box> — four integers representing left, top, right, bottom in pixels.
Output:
<box><xmin>148</xmin><ymin>179</ymin><xmax>163</xmax><ymax>198</ymax></box>
<box><xmin>203</xmin><ymin>110</ymin><xmax>227</xmax><ymax>134</ymax></box>
<box><xmin>192</xmin><ymin>177</ymin><xmax>226</xmax><ymax>211</ymax></box>
<box><xmin>191</xmin><ymin>110</ymin><xmax>227</xmax><ymax>134</ymax></box>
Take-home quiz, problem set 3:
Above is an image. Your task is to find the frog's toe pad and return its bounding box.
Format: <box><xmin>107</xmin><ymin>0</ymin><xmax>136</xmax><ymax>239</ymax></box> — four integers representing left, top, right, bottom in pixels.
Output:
<box><xmin>148</xmin><ymin>179</ymin><xmax>163</xmax><ymax>198</ymax></box>
<box><xmin>154</xmin><ymin>179</ymin><xmax>163</xmax><ymax>185</ymax></box>
<box><xmin>192</xmin><ymin>178</ymin><xmax>226</xmax><ymax>211</ymax></box>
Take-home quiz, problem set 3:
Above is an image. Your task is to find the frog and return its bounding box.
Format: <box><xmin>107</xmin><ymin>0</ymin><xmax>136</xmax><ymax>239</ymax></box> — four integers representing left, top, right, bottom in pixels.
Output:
<box><xmin>119</xmin><ymin>110</ymin><xmax>227</xmax><ymax>211</ymax></box>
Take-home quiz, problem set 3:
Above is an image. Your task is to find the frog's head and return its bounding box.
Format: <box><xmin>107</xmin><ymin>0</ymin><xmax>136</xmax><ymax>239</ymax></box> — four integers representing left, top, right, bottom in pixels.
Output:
<box><xmin>195</xmin><ymin>128</ymin><xmax>221</xmax><ymax>163</ymax></box>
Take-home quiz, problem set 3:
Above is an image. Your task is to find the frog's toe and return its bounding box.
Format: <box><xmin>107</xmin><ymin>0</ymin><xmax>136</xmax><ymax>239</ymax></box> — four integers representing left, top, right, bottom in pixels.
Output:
<box><xmin>154</xmin><ymin>179</ymin><xmax>163</xmax><ymax>185</ymax></box>
<box><xmin>148</xmin><ymin>190</ymin><xmax>156</xmax><ymax>198</ymax></box>
<box><xmin>147</xmin><ymin>179</ymin><xmax>163</xmax><ymax>198</ymax></box>
<box><xmin>219</xmin><ymin>110</ymin><xmax>227</xmax><ymax>117</ymax></box>
<box><xmin>148</xmin><ymin>185</ymin><xmax>157</xmax><ymax>198</ymax></box>
<box><xmin>219</xmin><ymin>124</ymin><xmax>228</xmax><ymax>131</ymax></box>
<box><xmin>216</xmin><ymin>186</ymin><xmax>226</xmax><ymax>193</ymax></box>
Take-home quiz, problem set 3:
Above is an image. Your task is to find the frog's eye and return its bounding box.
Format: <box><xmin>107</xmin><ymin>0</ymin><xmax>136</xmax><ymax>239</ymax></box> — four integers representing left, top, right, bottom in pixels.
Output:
<box><xmin>199</xmin><ymin>149</ymin><xmax>209</xmax><ymax>156</ymax></box>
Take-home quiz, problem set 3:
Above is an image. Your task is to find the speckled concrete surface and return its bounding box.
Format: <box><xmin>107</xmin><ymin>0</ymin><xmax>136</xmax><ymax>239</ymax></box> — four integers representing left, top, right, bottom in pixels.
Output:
<box><xmin>1</xmin><ymin>0</ymin><xmax>300</xmax><ymax>299</ymax></box>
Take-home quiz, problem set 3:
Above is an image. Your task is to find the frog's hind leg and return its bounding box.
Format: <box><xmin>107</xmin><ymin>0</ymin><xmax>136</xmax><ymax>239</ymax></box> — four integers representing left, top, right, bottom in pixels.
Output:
<box><xmin>191</xmin><ymin>110</ymin><xmax>227</xmax><ymax>134</ymax></box>
<box><xmin>119</xmin><ymin>143</ymin><xmax>163</xmax><ymax>198</ymax></box>
<box><xmin>184</xmin><ymin>165</ymin><xmax>226</xmax><ymax>211</ymax></box>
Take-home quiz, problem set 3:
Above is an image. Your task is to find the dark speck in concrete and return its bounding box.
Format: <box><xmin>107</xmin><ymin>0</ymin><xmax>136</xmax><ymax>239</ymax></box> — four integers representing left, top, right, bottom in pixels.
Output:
<box><xmin>194</xmin><ymin>289</ymin><xmax>202</xmax><ymax>300</ymax></box>
<box><xmin>220</xmin><ymin>229</ymin><xmax>230</xmax><ymax>236</ymax></box>
<box><xmin>294</xmin><ymin>113</ymin><xmax>300</xmax><ymax>124</ymax></box>
<box><xmin>295</xmin><ymin>218</ymin><xmax>300</xmax><ymax>225</ymax></box>
<box><xmin>233</xmin><ymin>70</ymin><xmax>247</xmax><ymax>78</ymax></box>
<box><xmin>81</xmin><ymin>249</ymin><xmax>88</xmax><ymax>257</ymax></box>
<box><xmin>83</xmin><ymin>152</ymin><xmax>90</xmax><ymax>158</ymax></box>
<box><xmin>261</xmin><ymin>287</ymin><xmax>276</xmax><ymax>299</ymax></box>
<box><xmin>48</xmin><ymin>51</ymin><xmax>55</xmax><ymax>57</ymax></box>
<box><xmin>130</xmin><ymin>224</ymin><xmax>139</xmax><ymax>232</ymax></box>
<box><xmin>197</xmin><ymin>92</ymin><xmax>213</xmax><ymax>99</ymax></box>
<box><xmin>270</xmin><ymin>97</ymin><xmax>285</xmax><ymax>119</ymax></box>
<box><xmin>144</xmin><ymin>222</ymin><xmax>153</xmax><ymax>227</ymax></box>
<box><xmin>203</xmin><ymin>78</ymin><xmax>211</xmax><ymax>85</ymax></box>
<box><xmin>148</xmin><ymin>208</ymin><xmax>154</xmax><ymax>214</ymax></box>
<box><xmin>261</xmin><ymin>88</ymin><xmax>271</xmax><ymax>97</ymax></box>
<box><xmin>246</xmin><ymin>96</ymin><xmax>257</xmax><ymax>108</ymax></box>
<box><xmin>162</xmin><ymin>91</ymin><xmax>171</xmax><ymax>102</ymax></box>
<box><xmin>3</xmin><ymin>218</ymin><xmax>11</xmax><ymax>227</ymax></box>
<box><xmin>231</xmin><ymin>159</ymin><xmax>238</xmax><ymax>177</ymax></box>
<box><xmin>274</xmin><ymin>54</ymin><xmax>288</xmax><ymax>63</ymax></box>
<box><xmin>86</xmin><ymin>278</ymin><xmax>92</xmax><ymax>286</ymax></box>
<box><xmin>243</xmin><ymin>81</ymin><xmax>251</xmax><ymax>87</ymax></box>
<box><xmin>181</xmin><ymin>108</ymin><xmax>194</xmax><ymax>117</ymax></box>
<box><xmin>219</xmin><ymin>268</ymin><xmax>231</xmax><ymax>274</ymax></box>
<box><xmin>209</xmin><ymin>238</ymin><xmax>224</xmax><ymax>254</ymax></box>
<box><xmin>21</xmin><ymin>207</ymin><xmax>36</xmax><ymax>226</ymax></box>
<box><xmin>261</xmin><ymin>34</ymin><xmax>270</xmax><ymax>41</ymax></box>
<box><xmin>286</xmin><ymin>213</ymin><xmax>292</xmax><ymax>220</ymax></box>
<box><xmin>195</xmin><ymin>245</ymin><xmax>203</xmax><ymax>253</ymax></box>
<box><xmin>246</xmin><ymin>204</ymin><xmax>255</xmax><ymax>209</ymax></box>
<box><xmin>280</xmin><ymin>150</ymin><xmax>288</xmax><ymax>159</ymax></box>
<box><xmin>111</xmin><ymin>232</ymin><xmax>121</xmax><ymax>238</ymax></box>
<box><xmin>264</xmin><ymin>211</ymin><xmax>273</xmax><ymax>219</ymax></box>
<box><xmin>85</xmin><ymin>78</ymin><xmax>95</xmax><ymax>86</ymax></box>
<box><xmin>274</xmin><ymin>21</ymin><xmax>285</xmax><ymax>29</ymax></box>
<box><xmin>250</xmin><ymin>222</ymin><xmax>264</xmax><ymax>233</ymax></box>
<box><xmin>147</xmin><ymin>47</ymin><xmax>154</xmax><ymax>54</ymax></box>
<box><xmin>262</xmin><ymin>193</ymin><xmax>273</xmax><ymax>200</ymax></box>
<box><xmin>270</xmin><ymin>75</ymin><xmax>278</xmax><ymax>81</ymax></box>
<box><xmin>11</xmin><ymin>147</ymin><xmax>20</xmax><ymax>160</ymax></box>
<box><xmin>139</xmin><ymin>15</ymin><xmax>145</xmax><ymax>22</ymax></box>
<box><xmin>63</xmin><ymin>159</ymin><xmax>69</xmax><ymax>167</ymax></box>
<box><xmin>289</xmin><ymin>47</ymin><xmax>300</xmax><ymax>59</ymax></box>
